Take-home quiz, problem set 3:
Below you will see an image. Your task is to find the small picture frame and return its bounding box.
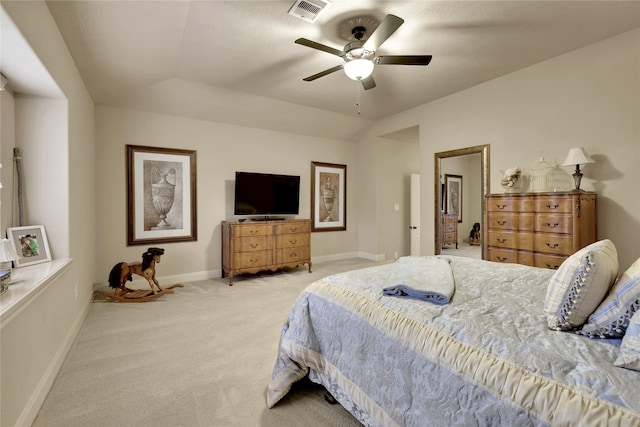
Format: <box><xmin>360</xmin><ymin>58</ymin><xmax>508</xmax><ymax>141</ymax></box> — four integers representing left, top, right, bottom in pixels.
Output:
<box><xmin>7</xmin><ymin>225</ymin><xmax>52</xmax><ymax>267</ymax></box>
<box><xmin>445</xmin><ymin>174</ymin><xmax>463</xmax><ymax>223</ymax></box>
<box><xmin>311</xmin><ymin>161</ymin><xmax>346</xmax><ymax>232</ymax></box>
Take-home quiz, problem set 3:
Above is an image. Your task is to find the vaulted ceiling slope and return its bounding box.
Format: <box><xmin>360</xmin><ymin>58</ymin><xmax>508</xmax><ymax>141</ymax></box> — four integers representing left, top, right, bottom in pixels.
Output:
<box><xmin>43</xmin><ymin>1</ymin><xmax>640</xmax><ymax>140</ymax></box>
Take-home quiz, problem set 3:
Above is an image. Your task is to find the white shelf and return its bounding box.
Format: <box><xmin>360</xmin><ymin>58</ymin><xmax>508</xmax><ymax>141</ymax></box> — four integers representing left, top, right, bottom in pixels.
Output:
<box><xmin>0</xmin><ymin>258</ymin><xmax>72</xmax><ymax>324</ymax></box>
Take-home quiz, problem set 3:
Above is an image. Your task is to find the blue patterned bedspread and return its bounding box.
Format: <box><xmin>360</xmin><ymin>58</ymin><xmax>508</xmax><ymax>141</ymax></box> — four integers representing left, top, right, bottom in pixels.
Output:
<box><xmin>267</xmin><ymin>256</ymin><xmax>640</xmax><ymax>427</ymax></box>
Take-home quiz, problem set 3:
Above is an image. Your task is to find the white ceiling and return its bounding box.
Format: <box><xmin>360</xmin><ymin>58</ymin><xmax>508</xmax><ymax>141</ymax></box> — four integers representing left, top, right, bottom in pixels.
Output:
<box><xmin>35</xmin><ymin>1</ymin><xmax>640</xmax><ymax>139</ymax></box>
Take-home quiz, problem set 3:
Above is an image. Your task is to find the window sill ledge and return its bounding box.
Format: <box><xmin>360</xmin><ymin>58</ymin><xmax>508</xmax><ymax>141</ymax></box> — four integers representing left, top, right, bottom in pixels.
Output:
<box><xmin>0</xmin><ymin>258</ymin><xmax>73</xmax><ymax>324</ymax></box>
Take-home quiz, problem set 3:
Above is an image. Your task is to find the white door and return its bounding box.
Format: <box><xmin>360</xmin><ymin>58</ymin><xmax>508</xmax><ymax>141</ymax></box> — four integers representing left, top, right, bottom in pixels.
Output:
<box><xmin>410</xmin><ymin>174</ymin><xmax>420</xmax><ymax>256</ymax></box>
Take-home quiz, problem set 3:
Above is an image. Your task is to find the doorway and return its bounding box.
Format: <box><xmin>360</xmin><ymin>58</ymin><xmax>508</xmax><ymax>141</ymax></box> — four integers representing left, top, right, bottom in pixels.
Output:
<box><xmin>434</xmin><ymin>145</ymin><xmax>490</xmax><ymax>258</ymax></box>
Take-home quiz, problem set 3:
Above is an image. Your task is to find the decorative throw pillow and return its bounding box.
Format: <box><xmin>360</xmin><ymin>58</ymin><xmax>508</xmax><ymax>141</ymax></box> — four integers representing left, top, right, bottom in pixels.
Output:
<box><xmin>544</xmin><ymin>239</ymin><xmax>618</xmax><ymax>331</ymax></box>
<box><xmin>614</xmin><ymin>310</ymin><xmax>640</xmax><ymax>371</ymax></box>
<box><xmin>579</xmin><ymin>257</ymin><xmax>640</xmax><ymax>338</ymax></box>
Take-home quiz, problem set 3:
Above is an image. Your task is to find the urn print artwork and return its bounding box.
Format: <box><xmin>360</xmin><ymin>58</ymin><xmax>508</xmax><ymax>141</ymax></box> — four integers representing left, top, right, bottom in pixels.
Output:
<box><xmin>311</xmin><ymin>162</ymin><xmax>346</xmax><ymax>232</ymax></box>
<box><xmin>127</xmin><ymin>145</ymin><xmax>197</xmax><ymax>245</ymax></box>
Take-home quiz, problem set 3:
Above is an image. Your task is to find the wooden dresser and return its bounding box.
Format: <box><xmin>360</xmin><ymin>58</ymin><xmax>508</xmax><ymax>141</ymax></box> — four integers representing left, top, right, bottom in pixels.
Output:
<box><xmin>221</xmin><ymin>219</ymin><xmax>312</xmax><ymax>285</ymax></box>
<box><xmin>484</xmin><ymin>192</ymin><xmax>597</xmax><ymax>269</ymax></box>
<box><xmin>441</xmin><ymin>213</ymin><xmax>458</xmax><ymax>248</ymax></box>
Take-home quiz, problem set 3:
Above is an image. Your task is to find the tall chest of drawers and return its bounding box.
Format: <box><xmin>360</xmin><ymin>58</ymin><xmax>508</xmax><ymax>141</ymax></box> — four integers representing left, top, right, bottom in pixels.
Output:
<box><xmin>221</xmin><ymin>219</ymin><xmax>312</xmax><ymax>285</ymax></box>
<box><xmin>440</xmin><ymin>213</ymin><xmax>458</xmax><ymax>248</ymax></box>
<box><xmin>484</xmin><ymin>192</ymin><xmax>597</xmax><ymax>269</ymax></box>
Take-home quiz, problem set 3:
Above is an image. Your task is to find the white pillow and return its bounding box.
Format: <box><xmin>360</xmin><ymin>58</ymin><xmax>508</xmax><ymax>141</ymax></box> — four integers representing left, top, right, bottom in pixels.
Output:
<box><xmin>579</xmin><ymin>257</ymin><xmax>640</xmax><ymax>338</ymax></box>
<box><xmin>544</xmin><ymin>239</ymin><xmax>618</xmax><ymax>331</ymax></box>
<box><xmin>614</xmin><ymin>310</ymin><xmax>640</xmax><ymax>371</ymax></box>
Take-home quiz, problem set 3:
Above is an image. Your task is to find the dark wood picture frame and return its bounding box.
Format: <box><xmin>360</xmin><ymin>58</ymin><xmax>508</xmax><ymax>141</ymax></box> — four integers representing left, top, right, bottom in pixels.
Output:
<box><xmin>445</xmin><ymin>174</ymin><xmax>463</xmax><ymax>223</ymax></box>
<box><xmin>311</xmin><ymin>161</ymin><xmax>346</xmax><ymax>232</ymax></box>
<box><xmin>126</xmin><ymin>145</ymin><xmax>197</xmax><ymax>245</ymax></box>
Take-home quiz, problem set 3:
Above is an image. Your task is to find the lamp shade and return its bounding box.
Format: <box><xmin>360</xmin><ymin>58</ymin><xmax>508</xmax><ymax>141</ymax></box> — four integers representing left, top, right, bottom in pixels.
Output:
<box><xmin>562</xmin><ymin>147</ymin><xmax>595</xmax><ymax>166</ymax></box>
<box><xmin>343</xmin><ymin>59</ymin><xmax>374</xmax><ymax>81</ymax></box>
<box><xmin>0</xmin><ymin>238</ymin><xmax>20</xmax><ymax>263</ymax></box>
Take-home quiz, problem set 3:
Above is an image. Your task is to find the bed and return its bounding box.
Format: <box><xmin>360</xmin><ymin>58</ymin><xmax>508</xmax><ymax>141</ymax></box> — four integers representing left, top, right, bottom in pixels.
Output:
<box><xmin>267</xmin><ymin>249</ymin><xmax>640</xmax><ymax>426</ymax></box>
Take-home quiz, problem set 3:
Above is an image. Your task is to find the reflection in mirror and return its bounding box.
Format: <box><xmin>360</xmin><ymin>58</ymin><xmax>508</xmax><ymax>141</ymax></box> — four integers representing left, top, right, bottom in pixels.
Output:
<box><xmin>434</xmin><ymin>145</ymin><xmax>490</xmax><ymax>258</ymax></box>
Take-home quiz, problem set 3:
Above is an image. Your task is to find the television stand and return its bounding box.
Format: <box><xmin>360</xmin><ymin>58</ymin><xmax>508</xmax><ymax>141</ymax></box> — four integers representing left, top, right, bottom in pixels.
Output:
<box><xmin>221</xmin><ymin>219</ymin><xmax>312</xmax><ymax>285</ymax></box>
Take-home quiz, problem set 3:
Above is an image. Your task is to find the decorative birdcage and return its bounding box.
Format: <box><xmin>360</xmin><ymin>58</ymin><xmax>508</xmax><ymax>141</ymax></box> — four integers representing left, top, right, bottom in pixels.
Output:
<box><xmin>530</xmin><ymin>157</ymin><xmax>553</xmax><ymax>192</ymax></box>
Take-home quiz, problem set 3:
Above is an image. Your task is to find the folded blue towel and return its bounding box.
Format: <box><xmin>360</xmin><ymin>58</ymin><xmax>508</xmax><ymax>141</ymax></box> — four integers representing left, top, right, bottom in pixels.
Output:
<box><xmin>382</xmin><ymin>257</ymin><xmax>455</xmax><ymax>305</ymax></box>
<box><xmin>382</xmin><ymin>284</ymin><xmax>450</xmax><ymax>305</ymax></box>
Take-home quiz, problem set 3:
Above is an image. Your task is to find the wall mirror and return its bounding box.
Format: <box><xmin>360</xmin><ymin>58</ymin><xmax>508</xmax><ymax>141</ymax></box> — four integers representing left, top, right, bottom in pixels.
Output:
<box><xmin>434</xmin><ymin>144</ymin><xmax>490</xmax><ymax>258</ymax></box>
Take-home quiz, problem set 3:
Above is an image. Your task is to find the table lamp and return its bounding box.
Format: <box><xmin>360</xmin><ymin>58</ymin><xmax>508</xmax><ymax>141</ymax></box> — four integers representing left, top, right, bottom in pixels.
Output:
<box><xmin>562</xmin><ymin>147</ymin><xmax>595</xmax><ymax>191</ymax></box>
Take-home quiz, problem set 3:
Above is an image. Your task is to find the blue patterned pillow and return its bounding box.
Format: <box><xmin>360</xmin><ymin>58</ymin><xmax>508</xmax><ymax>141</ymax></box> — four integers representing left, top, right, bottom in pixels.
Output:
<box><xmin>544</xmin><ymin>240</ymin><xmax>618</xmax><ymax>331</ymax></box>
<box><xmin>579</xmin><ymin>257</ymin><xmax>640</xmax><ymax>338</ymax></box>
<box><xmin>614</xmin><ymin>310</ymin><xmax>640</xmax><ymax>371</ymax></box>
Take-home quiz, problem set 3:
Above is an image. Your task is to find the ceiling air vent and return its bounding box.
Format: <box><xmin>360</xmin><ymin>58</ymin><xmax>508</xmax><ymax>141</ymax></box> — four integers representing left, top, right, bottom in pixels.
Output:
<box><xmin>288</xmin><ymin>0</ymin><xmax>331</xmax><ymax>23</ymax></box>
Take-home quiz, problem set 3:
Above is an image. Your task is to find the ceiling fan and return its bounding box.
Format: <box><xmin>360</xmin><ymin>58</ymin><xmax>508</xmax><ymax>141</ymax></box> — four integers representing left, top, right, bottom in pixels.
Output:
<box><xmin>295</xmin><ymin>14</ymin><xmax>432</xmax><ymax>90</ymax></box>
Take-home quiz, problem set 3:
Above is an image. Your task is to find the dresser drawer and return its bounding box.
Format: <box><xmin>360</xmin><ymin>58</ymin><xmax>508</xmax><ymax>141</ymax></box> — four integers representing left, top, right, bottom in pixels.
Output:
<box><xmin>277</xmin><ymin>247</ymin><xmax>309</xmax><ymax>264</ymax></box>
<box><xmin>486</xmin><ymin>248</ymin><xmax>534</xmax><ymax>266</ymax></box>
<box><xmin>488</xmin><ymin>212</ymin><xmax>534</xmax><ymax>232</ymax></box>
<box><xmin>277</xmin><ymin>233</ymin><xmax>309</xmax><ymax>249</ymax></box>
<box><xmin>233</xmin><ymin>250</ymin><xmax>273</xmax><ymax>268</ymax></box>
<box><xmin>276</xmin><ymin>222</ymin><xmax>310</xmax><ymax>234</ymax></box>
<box><xmin>534</xmin><ymin>214</ymin><xmax>572</xmax><ymax>234</ymax></box>
<box><xmin>534</xmin><ymin>253</ymin><xmax>566</xmax><ymax>270</ymax></box>
<box><xmin>535</xmin><ymin>197</ymin><xmax>573</xmax><ymax>214</ymax></box>
<box><xmin>234</xmin><ymin>224</ymin><xmax>269</xmax><ymax>237</ymax></box>
<box><xmin>533</xmin><ymin>234</ymin><xmax>572</xmax><ymax>255</ymax></box>
<box><xmin>234</xmin><ymin>236</ymin><xmax>270</xmax><ymax>252</ymax></box>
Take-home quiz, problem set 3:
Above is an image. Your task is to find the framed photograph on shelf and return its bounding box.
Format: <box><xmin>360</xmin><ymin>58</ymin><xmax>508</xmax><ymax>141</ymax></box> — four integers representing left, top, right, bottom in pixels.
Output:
<box><xmin>311</xmin><ymin>161</ymin><xmax>346</xmax><ymax>232</ymax></box>
<box><xmin>7</xmin><ymin>225</ymin><xmax>52</xmax><ymax>267</ymax></box>
<box><xmin>127</xmin><ymin>145</ymin><xmax>197</xmax><ymax>246</ymax></box>
<box><xmin>445</xmin><ymin>174</ymin><xmax>463</xmax><ymax>223</ymax></box>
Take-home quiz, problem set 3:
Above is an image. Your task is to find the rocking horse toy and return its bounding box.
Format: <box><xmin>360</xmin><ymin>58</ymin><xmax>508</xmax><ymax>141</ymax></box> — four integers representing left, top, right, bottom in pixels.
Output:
<box><xmin>98</xmin><ymin>247</ymin><xmax>182</xmax><ymax>302</ymax></box>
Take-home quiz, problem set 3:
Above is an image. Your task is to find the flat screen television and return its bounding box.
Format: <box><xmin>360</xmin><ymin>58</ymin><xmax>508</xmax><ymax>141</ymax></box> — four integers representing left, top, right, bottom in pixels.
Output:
<box><xmin>234</xmin><ymin>172</ymin><xmax>300</xmax><ymax>217</ymax></box>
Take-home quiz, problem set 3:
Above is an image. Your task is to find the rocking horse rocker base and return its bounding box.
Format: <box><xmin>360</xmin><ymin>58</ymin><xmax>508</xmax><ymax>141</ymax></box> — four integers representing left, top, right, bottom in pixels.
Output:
<box><xmin>95</xmin><ymin>284</ymin><xmax>184</xmax><ymax>303</ymax></box>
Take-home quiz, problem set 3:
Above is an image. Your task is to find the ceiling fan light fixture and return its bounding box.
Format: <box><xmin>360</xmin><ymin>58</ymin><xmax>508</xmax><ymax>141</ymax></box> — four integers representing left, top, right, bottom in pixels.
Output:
<box><xmin>343</xmin><ymin>58</ymin><xmax>374</xmax><ymax>81</ymax></box>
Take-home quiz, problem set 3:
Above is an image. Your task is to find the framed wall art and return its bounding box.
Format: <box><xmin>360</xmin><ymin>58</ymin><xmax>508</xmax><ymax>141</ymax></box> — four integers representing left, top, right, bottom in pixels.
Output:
<box><xmin>126</xmin><ymin>145</ymin><xmax>197</xmax><ymax>246</ymax></box>
<box><xmin>311</xmin><ymin>161</ymin><xmax>346</xmax><ymax>232</ymax></box>
<box><xmin>445</xmin><ymin>174</ymin><xmax>463</xmax><ymax>223</ymax></box>
<box><xmin>7</xmin><ymin>225</ymin><xmax>52</xmax><ymax>267</ymax></box>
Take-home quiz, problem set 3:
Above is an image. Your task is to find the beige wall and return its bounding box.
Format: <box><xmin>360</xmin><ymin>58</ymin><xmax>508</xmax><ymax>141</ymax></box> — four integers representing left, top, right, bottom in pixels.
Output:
<box><xmin>1</xmin><ymin>2</ymin><xmax>95</xmax><ymax>426</ymax></box>
<box><xmin>363</xmin><ymin>28</ymin><xmax>640</xmax><ymax>271</ymax></box>
<box><xmin>94</xmin><ymin>106</ymin><xmax>361</xmax><ymax>284</ymax></box>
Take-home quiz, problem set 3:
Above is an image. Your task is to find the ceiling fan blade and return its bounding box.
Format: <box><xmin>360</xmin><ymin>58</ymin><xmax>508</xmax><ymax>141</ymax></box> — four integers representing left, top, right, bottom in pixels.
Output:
<box><xmin>363</xmin><ymin>14</ymin><xmax>404</xmax><ymax>51</ymax></box>
<box><xmin>361</xmin><ymin>75</ymin><xmax>376</xmax><ymax>90</ymax></box>
<box><xmin>376</xmin><ymin>55</ymin><xmax>433</xmax><ymax>66</ymax></box>
<box><xmin>295</xmin><ymin>38</ymin><xmax>344</xmax><ymax>57</ymax></box>
<box><xmin>302</xmin><ymin>65</ymin><xmax>344</xmax><ymax>82</ymax></box>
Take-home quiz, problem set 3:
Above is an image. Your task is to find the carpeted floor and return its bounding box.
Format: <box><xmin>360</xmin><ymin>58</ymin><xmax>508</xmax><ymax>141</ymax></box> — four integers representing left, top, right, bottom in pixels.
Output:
<box><xmin>32</xmin><ymin>258</ymin><xmax>379</xmax><ymax>427</ymax></box>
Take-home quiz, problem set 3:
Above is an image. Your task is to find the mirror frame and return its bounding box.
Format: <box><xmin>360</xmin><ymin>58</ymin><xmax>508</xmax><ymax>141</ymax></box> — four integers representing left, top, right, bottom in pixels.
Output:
<box><xmin>434</xmin><ymin>144</ymin><xmax>490</xmax><ymax>257</ymax></box>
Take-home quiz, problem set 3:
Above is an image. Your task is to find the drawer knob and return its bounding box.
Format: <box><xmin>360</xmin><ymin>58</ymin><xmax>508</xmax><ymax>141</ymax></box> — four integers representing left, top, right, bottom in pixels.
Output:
<box><xmin>250</xmin><ymin>243</ymin><xmax>259</xmax><ymax>248</ymax></box>
<box><xmin>496</xmin><ymin>238</ymin><xmax>507</xmax><ymax>243</ymax></box>
<box><xmin>497</xmin><ymin>256</ymin><xmax>507</xmax><ymax>262</ymax></box>
<box><xmin>289</xmin><ymin>227</ymin><xmax>297</xmax><ymax>232</ymax></box>
<box><xmin>546</xmin><ymin>222</ymin><xmax>559</xmax><ymax>228</ymax></box>
<box><xmin>289</xmin><ymin>239</ymin><xmax>297</xmax><ymax>244</ymax></box>
<box><xmin>496</xmin><ymin>220</ymin><xmax>507</xmax><ymax>226</ymax></box>
<box><xmin>545</xmin><ymin>242</ymin><xmax>559</xmax><ymax>249</ymax></box>
<box><xmin>497</xmin><ymin>204</ymin><xmax>507</xmax><ymax>210</ymax></box>
<box><xmin>545</xmin><ymin>263</ymin><xmax>560</xmax><ymax>270</ymax></box>
<box><xmin>289</xmin><ymin>253</ymin><xmax>297</xmax><ymax>258</ymax></box>
<box><xmin>546</xmin><ymin>203</ymin><xmax>559</xmax><ymax>209</ymax></box>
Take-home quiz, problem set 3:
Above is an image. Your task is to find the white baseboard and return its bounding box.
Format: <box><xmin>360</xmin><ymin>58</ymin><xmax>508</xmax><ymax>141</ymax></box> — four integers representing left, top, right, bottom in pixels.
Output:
<box><xmin>95</xmin><ymin>254</ymin><xmax>387</xmax><ymax>289</ymax></box>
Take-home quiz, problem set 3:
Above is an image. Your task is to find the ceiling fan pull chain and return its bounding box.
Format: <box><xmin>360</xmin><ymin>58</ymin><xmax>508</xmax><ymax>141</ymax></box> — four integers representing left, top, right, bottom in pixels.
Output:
<box><xmin>355</xmin><ymin>82</ymin><xmax>361</xmax><ymax>115</ymax></box>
